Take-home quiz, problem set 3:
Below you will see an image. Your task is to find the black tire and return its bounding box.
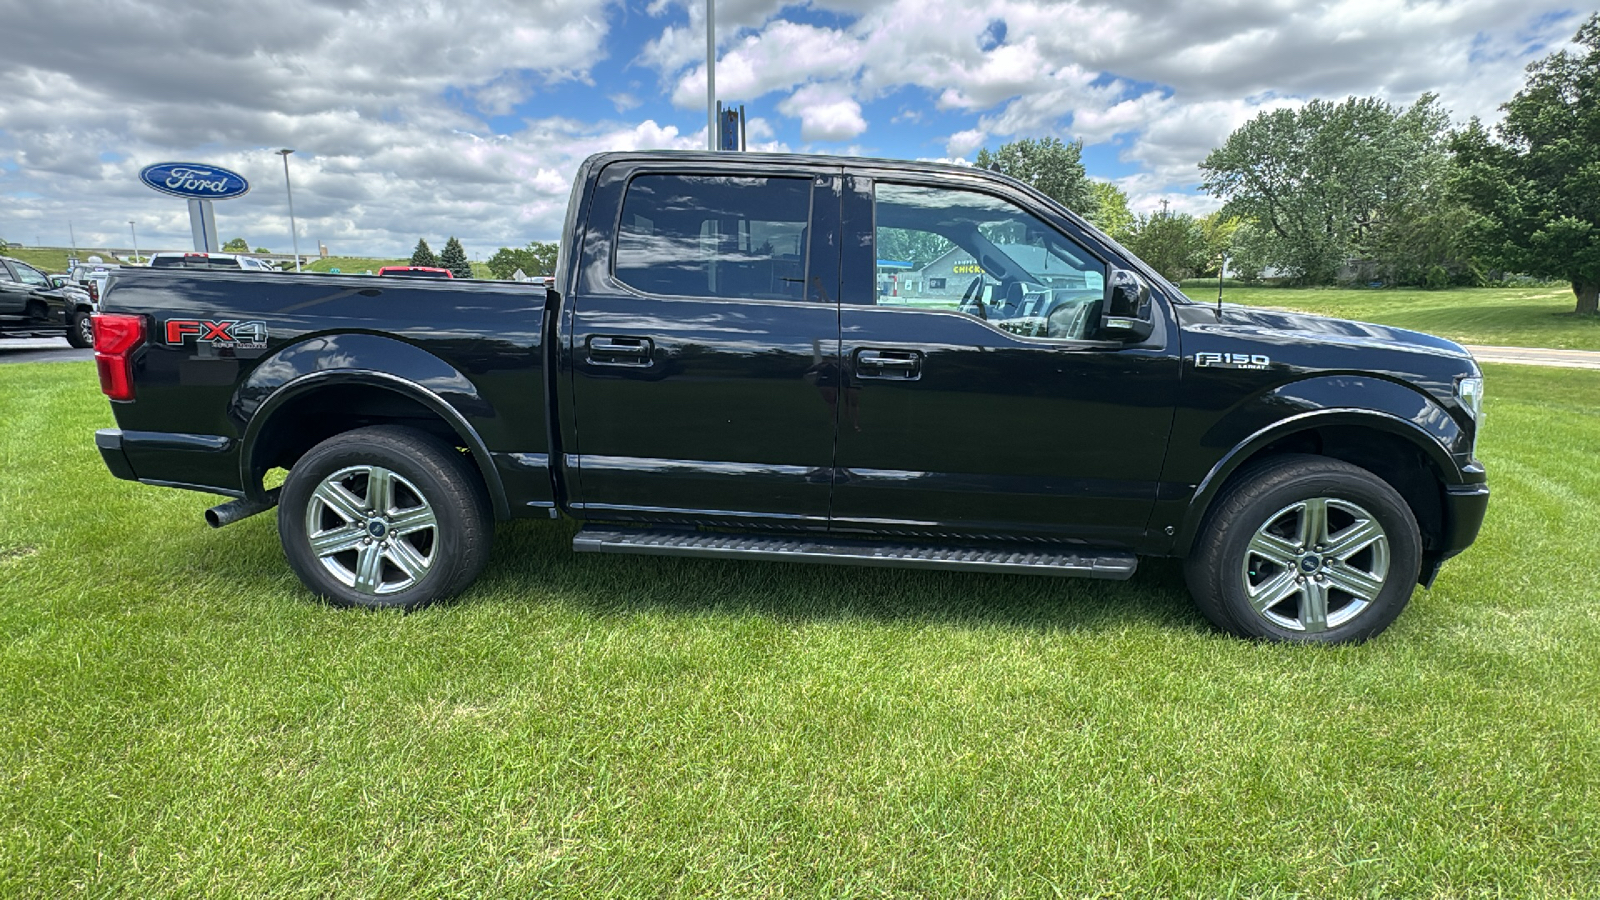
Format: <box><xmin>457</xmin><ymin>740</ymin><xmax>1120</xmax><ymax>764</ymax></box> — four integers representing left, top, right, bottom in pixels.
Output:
<box><xmin>277</xmin><ymin>425</ymin><xmax>493</xmax><ymax>610</ymax></box>
<box><xmin>1184</xmin><ymin>454</ymin><xmax>1421</xmax><ymax>644</ymax></box>
<box><xmin>66</xmin><ymin>311</ymin><xmax>93</xmax><ymax>349</ymax></box>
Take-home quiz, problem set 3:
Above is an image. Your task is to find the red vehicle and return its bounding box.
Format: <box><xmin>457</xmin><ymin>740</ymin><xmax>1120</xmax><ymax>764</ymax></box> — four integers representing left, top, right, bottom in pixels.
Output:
<box><xmin>377</xmin><ymin>266</ymin><xmax>454</xmax><ymax>279</ymax></box>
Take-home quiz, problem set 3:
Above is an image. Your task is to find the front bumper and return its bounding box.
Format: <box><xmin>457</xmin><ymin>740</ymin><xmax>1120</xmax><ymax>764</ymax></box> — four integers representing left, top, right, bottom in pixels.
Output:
<box><xmin>1440</xmin><ymin>481</ymin><xmax>1491</xmax><ymax>558</ymax></box>
<box><xmin>1418</xmin><ymin>478</ymin><xmax>1490</xmax><ymax>587</ymax></box>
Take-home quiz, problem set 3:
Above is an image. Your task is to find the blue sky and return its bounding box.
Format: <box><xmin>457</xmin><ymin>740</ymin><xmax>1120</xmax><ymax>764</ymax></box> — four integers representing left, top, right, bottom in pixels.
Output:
<box><xmin>0</xmin><ymin>0</ymin><xmax>1586</xmax><ymax>257</ymax></box>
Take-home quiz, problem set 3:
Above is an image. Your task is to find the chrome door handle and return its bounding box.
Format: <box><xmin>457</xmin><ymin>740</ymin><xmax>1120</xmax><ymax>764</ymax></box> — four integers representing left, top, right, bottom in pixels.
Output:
<box><xmin>855</xmin><ymin>349</ymin><xmax>923</xmax><ymax>379</ymax></box>
<box><xmin>587</xmin><ymin>336</ymin><xmax>654</xmax><ymax>366</ymax></box>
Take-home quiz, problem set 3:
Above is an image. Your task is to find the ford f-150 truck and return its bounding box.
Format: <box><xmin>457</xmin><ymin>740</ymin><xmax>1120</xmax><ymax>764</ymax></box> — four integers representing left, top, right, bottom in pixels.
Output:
<box><xmin>90</xmin><ymin>152</ymin><xmax>1489</xmax><ymax>643</ymax></box>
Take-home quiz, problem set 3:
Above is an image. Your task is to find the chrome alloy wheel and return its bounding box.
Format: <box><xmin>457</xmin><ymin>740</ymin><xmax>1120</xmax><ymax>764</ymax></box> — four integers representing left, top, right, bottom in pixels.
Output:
<box><xmin>305</xmin><ymin>465</ymin><xmax>438</xmax><ymax>595</ymax></box>
<box><xmin>1241</xmin><ymin>497</ymin><xmax>1391</xmax><ymax>633</ymax></box>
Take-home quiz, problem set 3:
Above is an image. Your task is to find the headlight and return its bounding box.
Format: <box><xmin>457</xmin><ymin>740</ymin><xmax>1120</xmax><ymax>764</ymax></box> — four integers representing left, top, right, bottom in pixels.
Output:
<box><xmin>1457</xmin><ymin>376</ymin><xmax>1484</xmax><ymax>420</ymax></box>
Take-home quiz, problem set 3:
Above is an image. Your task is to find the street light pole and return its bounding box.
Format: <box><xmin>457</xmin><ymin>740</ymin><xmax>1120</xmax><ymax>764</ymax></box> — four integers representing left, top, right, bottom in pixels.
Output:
<box><xmin>128</xmin><ymin>221</ymin><xmax>139</xmax><ymax>264</ymax></box>
<box><xmin>275</xmin><ymin>149</ymin><xmax>302</xmax><ymax>272</ymax></box>
<box><xmin>706</xmin><ymin>0</ymin><xmax>716</xmax><ymax>151</ymax></box>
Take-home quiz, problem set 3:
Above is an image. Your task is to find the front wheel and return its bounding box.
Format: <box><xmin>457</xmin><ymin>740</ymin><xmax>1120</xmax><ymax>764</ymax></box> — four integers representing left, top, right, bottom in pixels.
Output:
<box><xmin>1184</xmin><ymin>454</ymin><xmax>1421</xmax><ymax>644</ymax></box>
<box><xmin>278</xmin><ymin>425</ymin><xmax>493</xmax><ymax>610</ymax></box>
<box><xmin>66</xmin><ymin>311</ymin><xmax>93</xmax><ymax>348</ymax></box>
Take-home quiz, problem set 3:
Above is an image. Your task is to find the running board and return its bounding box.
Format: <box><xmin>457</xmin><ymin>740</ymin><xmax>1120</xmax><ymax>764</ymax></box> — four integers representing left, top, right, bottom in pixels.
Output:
<box><xmin>572</xmin><ymin>527</ymin><xmax>1138</xmax><ymax>580</ymax></box>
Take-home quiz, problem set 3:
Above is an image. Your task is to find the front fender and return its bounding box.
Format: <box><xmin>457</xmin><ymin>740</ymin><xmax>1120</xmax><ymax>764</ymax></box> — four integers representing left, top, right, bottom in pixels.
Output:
<box><xmin>232</xmin><ymin>333</ymin><xmax>509</xmax><ymax>517</ymax></box>
<box><xmin>1171</xmin><ymin>376</ymin><xmax>1470</xmax><ymax>556</ymax></box>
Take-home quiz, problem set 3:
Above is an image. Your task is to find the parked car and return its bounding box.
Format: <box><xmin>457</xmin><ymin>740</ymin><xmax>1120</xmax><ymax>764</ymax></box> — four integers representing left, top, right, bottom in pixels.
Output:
<box><xmin>1</xmin><ymin>255</ymin><xmax>96</xmax><ymax>347</ymax></box>
<box><xmin>147</xmin><ymin>252</ymin><xmax>278</xmax><ymax>272</ymax></box>
<box><xmin>90</xmin><ymin>151</ymin><xmax>1488</xmax><ymax>643</ymax></box>
<box><xmin>377</xmin><ymin>266</ymin><xmax>454</xmax><ymax>278</ymax></box>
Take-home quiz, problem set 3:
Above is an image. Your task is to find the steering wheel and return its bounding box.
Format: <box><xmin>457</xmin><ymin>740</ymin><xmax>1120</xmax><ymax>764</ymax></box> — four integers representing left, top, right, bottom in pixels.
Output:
<box><xmin>957</xmin><ymin>274</ymin><xmax>987</xmax><ymax>320</ymax></box>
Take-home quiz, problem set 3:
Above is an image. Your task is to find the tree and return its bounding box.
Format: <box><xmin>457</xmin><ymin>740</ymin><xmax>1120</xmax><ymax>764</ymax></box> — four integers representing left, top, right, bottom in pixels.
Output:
<box><xmin>1196</xmin><ymin>213</ymin><xmax>1242</xmax><ymax>279</ymax></box>
<box><xmin>1200</xmin><ymin>95</ymin><xmax>1453</xmax><ymax>284</ymax></box>
<box><xmin>409</xmin><ymin>238</ymin><xmax>439</xmax><ymax>268</ymax></box>
<box><xmin>1088</xmin><ymin>181</ymin><xmax>1134</xmax><ymax>241</ymax></box>
<box><xmin>1122</xmin><ymin>202</ymin><xmax>1209</xmax><ymax>282</ymax></box>
<box><xmin>440</xmin><ymin>237</ymin><xmax>472</xmax><ymax>279</ymax></box>
<box><xmin>485</xmin><ymin>241</ymin><xmax>560</xmax><ymax>279</ymax></box>
<box><xmin>254</xmin><ymin>246</ymin><xmax>270</xmax><ymax>254</ymax></box>
<box><xmin>222</xmin><ymin>237</ymin><xmax>249</xmax><ymax>252</ymax></box>
<box><xmin>975</xmin><ymin>137</ymin><xmax>1096</xmax><ymax>218</ymax></box>
<box><xmin>1450</xmin><ymin>14</ymin><xmax>1600</xmax><ymax>315</ymax></box>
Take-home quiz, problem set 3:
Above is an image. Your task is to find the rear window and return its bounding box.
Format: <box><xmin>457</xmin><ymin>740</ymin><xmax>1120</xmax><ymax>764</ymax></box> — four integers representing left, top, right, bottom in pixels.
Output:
<box><xmin>150</xmin><ymin>255</ymin><xmax>245</xmax><ymax>270</ymax></box>
<box><xmin>614</xmin><ymin>174</ymin><xmax>811</xmax><ymax>302</ymax></box>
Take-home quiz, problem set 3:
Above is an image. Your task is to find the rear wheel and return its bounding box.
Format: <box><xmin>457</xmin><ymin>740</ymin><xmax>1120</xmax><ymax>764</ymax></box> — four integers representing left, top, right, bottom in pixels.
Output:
<box><xmin>1184</xmin><ymin>454</ymin><xmax>1421</xmax><ymax>644</ymax></box>
<box><xmin>66</xmin><ymin>311</ymin><xmax>93</xmax><ymax>348</ymax></box>
<box><xmin>278</xmin><ymin>425</ymin><xmax>493</xmax><ymax>610</ymax></box>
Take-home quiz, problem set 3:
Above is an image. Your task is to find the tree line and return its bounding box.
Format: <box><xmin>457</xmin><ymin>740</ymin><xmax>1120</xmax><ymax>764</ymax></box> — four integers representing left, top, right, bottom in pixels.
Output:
<box><xmin>982</xmin><ymin>13</ymin><xmax>1600</xmax><ymax>316</ymax></box>
<box><xmin>407</xmin><ymin>237</ymin><xmax>559</xmax><ymax>281</ymax></box>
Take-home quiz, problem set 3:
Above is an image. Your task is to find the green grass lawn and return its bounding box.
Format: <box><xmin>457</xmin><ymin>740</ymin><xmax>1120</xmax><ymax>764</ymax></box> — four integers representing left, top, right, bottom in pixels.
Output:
<box><xmin>3</xmin><ymin>363</ymin><xmax>1598</xmax><ymax>897</ymax></box>
<box><xmin>3</xmin><ymin>248</ymin><xmax>124</xmax><ymax>272</ymax></box>
<box><xmin>1190</xmin><ymin>283</ymin><xmax>1600</xmax><ymax>351</ymax></box>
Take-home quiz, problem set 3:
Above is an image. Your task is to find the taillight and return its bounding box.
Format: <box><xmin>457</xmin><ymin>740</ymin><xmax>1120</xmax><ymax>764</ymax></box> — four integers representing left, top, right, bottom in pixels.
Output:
<box><xmin>94</xmin><ymin>314</ymin><xmax>146</xmax><ymax>401</ymax></box>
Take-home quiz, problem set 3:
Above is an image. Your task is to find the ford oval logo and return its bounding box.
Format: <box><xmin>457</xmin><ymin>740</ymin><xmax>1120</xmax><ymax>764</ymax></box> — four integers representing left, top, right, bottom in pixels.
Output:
<box><xmin>138</xmin><ymin>162</ymin><xmax>250</xmax><ymax>200</ymax></box>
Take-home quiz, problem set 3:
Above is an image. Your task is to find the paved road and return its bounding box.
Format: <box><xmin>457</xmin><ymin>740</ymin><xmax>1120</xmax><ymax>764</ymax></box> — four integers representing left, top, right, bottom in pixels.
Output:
<box><xmin>1464</xmin><ymin>344</ymin><xmax>1600</xmax><ymax>370</ymax></box>
<box><xmin>0</xmin><ymin>338</ymin><xmax>93</xmax><ymax>364</ymax></box>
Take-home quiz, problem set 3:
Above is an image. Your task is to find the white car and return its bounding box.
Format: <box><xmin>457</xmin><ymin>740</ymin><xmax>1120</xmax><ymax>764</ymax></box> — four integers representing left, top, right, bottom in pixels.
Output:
<box><xmin>147</xmin><ymin>252</ymin><xmax>279</xmax><ymax>272</ymax></box>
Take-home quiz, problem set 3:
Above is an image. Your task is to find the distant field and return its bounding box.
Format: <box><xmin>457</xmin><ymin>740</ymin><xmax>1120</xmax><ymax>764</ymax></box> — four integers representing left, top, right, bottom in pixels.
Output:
<box><xmin>1191</xmin><ymin>283</ymin><xmax>1600</xmax><ymax>350</ymax></box>
<box><xmin>1</xmin><ymin>248</ymin><xmax>124</xmax><ymax>272</ymax></box>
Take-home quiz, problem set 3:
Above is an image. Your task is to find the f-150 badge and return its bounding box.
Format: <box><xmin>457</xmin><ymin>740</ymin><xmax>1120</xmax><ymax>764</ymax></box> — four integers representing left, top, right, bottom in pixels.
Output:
<box><xmin>1194</xmin><ymin>351</ymin><xmax>1271</xmax><ymax>370</ymax></box>
<box><xmin>165</xmin><ymin>319</ymin><xmax>269</xmax><ymax>350</ymax></box>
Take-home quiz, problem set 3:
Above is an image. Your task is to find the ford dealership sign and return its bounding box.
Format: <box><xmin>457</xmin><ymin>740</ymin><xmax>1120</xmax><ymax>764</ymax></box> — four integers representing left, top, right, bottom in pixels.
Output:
<box><xmin>138</xmin><ymin>162</ymin><xmax>250</xmax><ymax>200</ymax></box>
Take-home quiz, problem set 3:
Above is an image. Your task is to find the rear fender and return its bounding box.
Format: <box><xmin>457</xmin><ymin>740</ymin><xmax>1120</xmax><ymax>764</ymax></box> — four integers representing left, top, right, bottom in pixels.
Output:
<box><xmin>232</xmin><ymin>333</ymin><xmax>509</xmax><ymax>517</ymax></box>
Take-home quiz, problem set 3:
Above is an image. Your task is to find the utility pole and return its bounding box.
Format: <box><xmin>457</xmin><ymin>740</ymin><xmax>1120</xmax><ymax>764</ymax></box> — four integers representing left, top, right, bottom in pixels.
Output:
<box><xmin>706</xmin><ymin>0</ymin><xmax>716</xmax><ymax>151</ymax></box>
<box><xmin>276</xmin><ymin>149</ymin><xmax>302</xmax><ymax>272</ymax></box>
<box><xmin>129</xmin><ymin>221</ymin><xmax>139</xmax><ymax>264</ymax></box>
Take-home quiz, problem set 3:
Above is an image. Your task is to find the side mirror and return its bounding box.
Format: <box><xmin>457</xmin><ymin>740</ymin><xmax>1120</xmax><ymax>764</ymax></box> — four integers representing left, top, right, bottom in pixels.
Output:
<box><xmin>1100</xmin><ymin>268</ymin><xmax>1154</xmax><ymax>342</ymax></box>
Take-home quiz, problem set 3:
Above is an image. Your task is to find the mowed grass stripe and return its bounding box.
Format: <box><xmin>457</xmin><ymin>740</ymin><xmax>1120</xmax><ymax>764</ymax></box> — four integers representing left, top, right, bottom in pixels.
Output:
<box><xmin>1</xmin><ymin>362</ymin><xmax>1597</xmax><ymax>898</ymax></box>
<box><xmin>1192</xmin><ymin>284</ymin><xmax>1600</xmax><ymax>351</ymax></box>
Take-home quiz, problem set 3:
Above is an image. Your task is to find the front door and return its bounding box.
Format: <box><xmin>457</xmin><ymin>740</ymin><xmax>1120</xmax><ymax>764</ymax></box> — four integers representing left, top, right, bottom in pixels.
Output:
<box><xmin>830</xmin><ymin>174</ymin><xmax>1181</xmax><ymax>547</ymax></box>
<box><xmin>565</xmin><ymin>166</ymin><xmax>843</xmax><ymax>528</ymax></box>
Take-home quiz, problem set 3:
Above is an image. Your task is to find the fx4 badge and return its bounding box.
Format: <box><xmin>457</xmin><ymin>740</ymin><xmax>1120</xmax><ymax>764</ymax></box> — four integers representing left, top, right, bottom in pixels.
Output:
<box><xmin>1195</xmin><ymin>351</ymin><xmax>1271</xmax><ymax>370</ymax></box>
<box><xmin>165</xmin><ymin>319</ymin><xmax>269</xmax><ymax>350</ymax></box>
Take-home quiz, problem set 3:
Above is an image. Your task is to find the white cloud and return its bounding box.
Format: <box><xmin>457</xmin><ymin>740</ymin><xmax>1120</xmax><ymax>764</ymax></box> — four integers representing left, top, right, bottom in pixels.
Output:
<box><xmin>945</xmin><ymin>129</ymin><xmax>987</xmax><ymax>157</ymax></box>
<box><xmin>777</xmin><ymin>83</ymin><xmax>868</xmax><ymax>142</ymax></box>
<box><xmin>1</xmin><ymin>0</ymin><xmax>1587</xmax><ymax>255</ymax></box>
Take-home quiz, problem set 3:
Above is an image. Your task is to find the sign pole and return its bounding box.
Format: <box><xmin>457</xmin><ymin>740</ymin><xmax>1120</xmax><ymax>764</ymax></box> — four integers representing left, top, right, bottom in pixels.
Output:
<box><xmin>187</xmin><ymin>199</ymin><xmax>220</xmax><ymax>252</ymax></box>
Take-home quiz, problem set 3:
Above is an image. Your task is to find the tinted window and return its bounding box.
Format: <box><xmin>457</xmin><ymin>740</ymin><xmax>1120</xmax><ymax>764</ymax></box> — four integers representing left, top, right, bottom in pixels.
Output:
<box><xmin>150</xmin><ymin>256</ymin><xmax>245</xmax><ymax>270</ymax></box>
<box><xmin>11</xmin><ymin>262</ymin><xmax>49</xmax><ymax>286</ymax></box>
<box><xmin>615</xmin><ymin>174</ymin><xmax>810</xmax><ymax>301</ymax></box>
<box><xmin>874</xmin><ymin>183</ymin><xmax>1107</xmax><ymax>341</ymax></box>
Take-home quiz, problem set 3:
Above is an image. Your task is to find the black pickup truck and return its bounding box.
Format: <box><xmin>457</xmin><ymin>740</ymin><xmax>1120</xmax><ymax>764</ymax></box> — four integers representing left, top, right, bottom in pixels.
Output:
<box><xmin>91</xmin><ymin>152</ymin><xmax>1488</xmax><ymax>643</ymax></box>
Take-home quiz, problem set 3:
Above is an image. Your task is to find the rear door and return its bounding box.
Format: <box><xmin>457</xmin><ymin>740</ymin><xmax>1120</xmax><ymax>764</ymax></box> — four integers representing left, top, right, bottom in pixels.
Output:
<box><xmin>563</xmin><ymin>161</ymin><xmax>844</xmax><ymax>528</ymax></box>
<box><xmin>830</xmin><ymin>172</ymin><xmax>1181</xmax><ymax>547</ymax></box>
